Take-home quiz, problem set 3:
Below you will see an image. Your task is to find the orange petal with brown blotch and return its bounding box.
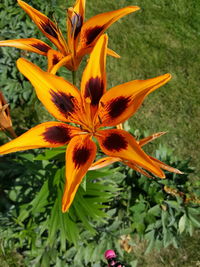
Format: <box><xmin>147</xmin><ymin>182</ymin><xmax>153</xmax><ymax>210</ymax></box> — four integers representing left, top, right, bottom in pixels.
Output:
<box><xmin>62</xmin><ymin>134</ymin><xmax>96</xmax><ymax>212</ymax></box>
<box><xmin>95</xmin><ymin>73</ymin><xmax>171</xmax><ymax>128</ymax></box>
<box><xmin>81</xmin><ymin>34</ymin><xmax>107</xmax><ymax>125</ymax></box>
<box><xmin>96</xmin><ymin>129</ymin><xmax>165</xmax><ymax>178</ymax></box>
<box><xmin>17</xmin><ymin>58</ymin><xmax>85</xmax><ymax>125</ymax></box>
<box><xmin>0</xmin><ymin>38</ymin><xmax>51</xmax><ymax>55</ymax></box>
<box><xmin>79</xmin><ymin>6</ymin><xmax>140</xmax><ymax>49</ymax></box>
<box><xmin>0</xmin><ymin>122</ymin><xmax>81</xmax><ymax>155</ymax></box>
<box><xmin>18</xmin><ymin>0</ymin><xmax>67</xmax><ymax>54</ymax></box>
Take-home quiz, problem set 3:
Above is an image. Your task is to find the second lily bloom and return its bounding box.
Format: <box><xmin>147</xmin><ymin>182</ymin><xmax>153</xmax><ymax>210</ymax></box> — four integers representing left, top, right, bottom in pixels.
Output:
<box><xmin>0</xmin><ymin>0</ymin><xmax>139</xmax><ymax>72</ymax></box>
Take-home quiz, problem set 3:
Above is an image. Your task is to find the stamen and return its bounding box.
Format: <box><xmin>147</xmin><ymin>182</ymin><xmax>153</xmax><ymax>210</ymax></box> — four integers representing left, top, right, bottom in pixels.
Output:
<box><xmin>98</xmin><ymin>115</ymin><xmax>102</xmax><ymax>124</ymax></box>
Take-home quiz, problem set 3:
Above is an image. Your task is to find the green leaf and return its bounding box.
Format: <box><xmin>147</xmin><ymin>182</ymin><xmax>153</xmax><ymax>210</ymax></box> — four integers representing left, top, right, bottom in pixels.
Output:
<box><xmin>179</xmin><ymin>214</ymin><xmax>187</xmax><ymax>233</ymax></box>
<box><xmin>48</xmin><ymin>198</ymin><xmax>60</xmax><ymax>246</ymax></box>
<box><xmin>130</xmin><ymin>260</ymin><xmax>138</xmax><ymax>267</ymax></box>
<box><xmin>188</xmin><ymin>214</ymin><xmax>200</xmax><ymax>228</ymax></box>
<box><xmin>148</xmin><ymin>204</ymin><xmax>161</xmax><ymax>216</ymax></box>
<box><xmin>145</xmin><ymin>237</ymin><xmax>155</xmax><ymax>254</ymax></box>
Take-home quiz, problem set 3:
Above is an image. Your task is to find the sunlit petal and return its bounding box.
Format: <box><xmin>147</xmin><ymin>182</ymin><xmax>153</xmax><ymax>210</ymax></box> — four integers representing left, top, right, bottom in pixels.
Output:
<box><xmin>17</xmin><ymin>58</ymin><xmax>85</xmax><ymax>125</ymax></box>
<box><xmin>150</xmin><ymin>156</ymin><xmax>183</xmax><ymax>174</ymax></box>
<box><xmin>18</xmin><ymin>0</ymin><xmax>68</xmax><ymax>54</ymax></box>
<box><xmin>79</xmin><ymin>6</ymin><xmax>140</xmax><ymax>49</ymax></box>
<box><xmin>73</xmin><ymin>0</ymin><xmax>85</xmax><ymax>21</ymax></box>
<box><xmin>50</xmin><ymin>54</ymin><xmax>73</xmax><ymax>74</ymax></box>
<box><xmin>62</xmin><ymin>134</ymin><xmax>96</xmax><ymax>212</ymax></box>
<box><xmin>139</xmin><ymin>132</ymin><xmax>166</xmax><ymax>147</ymax></box>
<box><xmin>81</xmin><ymin>34</ymin><xmax>107</xmax><ymax>125</ymax></box>
<box><xmin>106</xmin><ymin>48</ymin><xmax>120</xmax><ymax>58</ymax></box>
<box><xmin>67</xmin><ymin>0</ymin><xmax>85</xmax><ymax>52</ymax></box>
<box><xmin>96</xmin><ymin>129</ymin><xmax>165</xmax><ymax>178</ymax></box>
<box><xmin>96</xmin><ymin>73</ymin><xmax>171</xmax><ymax>127</ymax></box>
<box><xmin>0</xmin><ymin>38</ymin><xmax>51</xmax><ymax>55</ymax></box>
<box><xmin>0</xmin><ymin>122</ymin><xmax>81</xmax><ymax>155</ymax></box>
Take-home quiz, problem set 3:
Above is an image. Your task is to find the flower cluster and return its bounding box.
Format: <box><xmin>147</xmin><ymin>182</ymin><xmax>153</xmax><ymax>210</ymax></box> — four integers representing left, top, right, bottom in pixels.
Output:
<box><xmin>0</xmin><ymin>0</ymin><xmax>181</xmax><ymax>212</ymax></box>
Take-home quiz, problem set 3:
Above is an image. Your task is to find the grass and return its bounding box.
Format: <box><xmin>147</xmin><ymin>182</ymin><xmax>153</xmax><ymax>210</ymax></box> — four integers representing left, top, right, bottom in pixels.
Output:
<box><xmin>130</xmin><ymin>231</ymin><xmax>200</xmax><ymax>266</ymax></box>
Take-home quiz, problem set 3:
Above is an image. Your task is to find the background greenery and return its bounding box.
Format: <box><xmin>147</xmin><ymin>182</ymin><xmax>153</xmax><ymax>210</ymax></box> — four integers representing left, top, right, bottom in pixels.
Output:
<box><xmin>0</xmin><ymin>0</ymin><xmax>200</xmax><ymax>266</ymax></box>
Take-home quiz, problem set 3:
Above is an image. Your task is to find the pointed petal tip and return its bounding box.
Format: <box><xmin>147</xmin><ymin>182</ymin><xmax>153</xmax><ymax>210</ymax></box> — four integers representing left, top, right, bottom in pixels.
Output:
<box><xmin>17</xmin><ymin>0</ymin><xmax>24</xmax><ymax>6</ymax></box>
<box><xmin>61</xmin><ymin>204</ymin><xmax>68</xmax><ymax>213</ymax></box>
<box><xmin>17</xmin><ymin>57</ymin><xmax>26</xmax><ymax>64</ymax></box>
<box><xmin>16</xmin><ymin>57</ymin><xmax>29</xmax><ymax>69</ymax></box>
<box><xmin>177</xmin><ymin>170</ymin><xmax>184</xmax><ymax>175</ymax></box>
<box><xmin>129</xmin><ymin>6</ymin><xmax>140</xmax><ymax>11</ymax></box>
<box><xmin>165</xmin><ymin>73</ymin><xmax>172</xmax><ymax>80</ymax></box>
<box><xmin>159</xmin><ymin>173</ymin><xmax>166</xmax><ymax>179</ymax></box>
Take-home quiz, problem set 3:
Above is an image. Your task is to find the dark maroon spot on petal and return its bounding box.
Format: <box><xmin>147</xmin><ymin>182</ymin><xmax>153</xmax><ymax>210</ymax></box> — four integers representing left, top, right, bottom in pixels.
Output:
<box><xmin>52</xmin><ymin>55</ymin><xmax>60</xmax><ymax>65</ymax></box>
<box><xmin>31</xmin><ymin>43</ymin><xmax>50</xmax><ymax>53</ymax></box>
<box><xmin>43</xmin><ymin>125</ymin><xmax>71</xmax><ymax>144</ymax></box>
<box><xmin>103</xmin><ymin>133</ymin><xmax>128</xmax><ymax>151</ymax></box>
<box><xmin>107</xmin><ymin>96</ymin><xmax>131</xmax><ymax>118</ymax></box>
<box><xmin>84</xmin><ymin>77</ymin><xmax>104</xmax><ymax>106</ymax></box>
<box><xmin>41</xmin><ymin>21</ymin><xmax>58</xmax><ymax>38</ymax></box>
<box><xmin>73</xmin><ymin>146</ymin><xmax>91</xmax><ymax>168</ymax></box>
<box><xmin>50</xmin><ymin>90</ymin><xmax>75</xmax><ymax>115</ymax></box>
<box><xmin>85</xmin><ymin>26</ymin><xmax>104</xmax><ymax>45</ymax></box>
<box><xmin>71</xmin><ymin>13</ymin><xmax>83</xmax><ymax>39</ymax></box>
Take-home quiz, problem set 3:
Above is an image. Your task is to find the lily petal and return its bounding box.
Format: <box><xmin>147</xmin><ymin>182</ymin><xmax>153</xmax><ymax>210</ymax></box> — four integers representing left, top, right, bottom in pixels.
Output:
<box><xmin>81</xmin><ymin>34</ymin><xmax>107</xmax><ymax>125</ymax></box>
<box><xmin>89</xmin><ymin>156</ymin><xmax>120</xmax><ymax>170</ymax></box>
<box><xmin>125</xmin><ymin>161</ymin><xmax>153</xmax><ymax>178</ymax></box>
<box><xmin>0</xmin><ymin>38</ymin><xmax>51</xmax><ymax>55</ymax></box>
<box><xmin>47</xmin><ymin>49</ymin><xmax>64</xmax><ymax>72</ymax></box>
<box><xmin>78</xmin><ymin>6</ymin><xmax>140</xmax><ymax>49</ymax></box>
<box><xmin>96</xmin><ymin>73</ymin><xmax>171</xmax><ymax>127</ymax></box>
<box><xmin>96</xmin><ymin>129</ymin><xmax>165</xmax><ymax>178</ymax></box>
<box><xmin>17</xmin><ymin>0</ymin><xmax>68</xmax><ymax>54</ymax></box>
<box><xmin>139</xmin><ymin>132</ymin><xmax>166</xmax><ymax>147</ymax></box>
<box><xmin>150</xmin><ymin>156</ymin><xmax>183</xmax><ymax>174</ymax></box>
<box><xmin>17</xmin><ymin>58</ymin><xmax>85</xmax><ymax>125</ymax></box>
<box><xmin>107</xmin><ymin>48</ymin><xmax>120</xmax><ymax>58</ymax></box>
<box><xmin>0</xmin><ymin>122</ymin><xmax>81</xmax><ymax>155</ymax></box>
<box><xmin>62</xmin><ymin>134</ymin><xmax>96</xmax><ymax>212</ymax></box>
<box><xmin>67</xmin><ymin>0</ymin><xmax>85</xmax><ymax>52</ymax></box>
<box><xmin>73</xmin><ymin>0</ymin><xmax>85</xmax><ymax>21</ymax></box>
<box><xmin>50</xmin><ymin>54</ymin><xmax>73</xmax><ymax>74</ymax></box>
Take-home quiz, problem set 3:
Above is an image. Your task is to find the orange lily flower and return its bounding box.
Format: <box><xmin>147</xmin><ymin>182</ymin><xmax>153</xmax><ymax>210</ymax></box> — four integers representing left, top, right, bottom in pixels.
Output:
<box><xmin>0</xmin><ymin>35</ymin><xmax>171</xmax><ymax>212</ymax></box>
<box><xmin>0</xmin><ymin>91</ymin><xmax>17</xmax><ymax>138</ymax></box>
<box><xmin>89</xmin><ymin>132</ymin><xmax>183</xmax><ymax>177</ymax></box>
<box><xmin>0</xmin><ymin>0</ymin><xmax>139</xmax><ymax>72</ymax></box>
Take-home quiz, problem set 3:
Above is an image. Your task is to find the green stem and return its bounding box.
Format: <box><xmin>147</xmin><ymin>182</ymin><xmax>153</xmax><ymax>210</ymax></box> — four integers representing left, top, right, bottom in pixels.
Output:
<box><xmin>72</xmin><ymin>71</ymin><xmax>77</xmax><ymax>86</ymax></box>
